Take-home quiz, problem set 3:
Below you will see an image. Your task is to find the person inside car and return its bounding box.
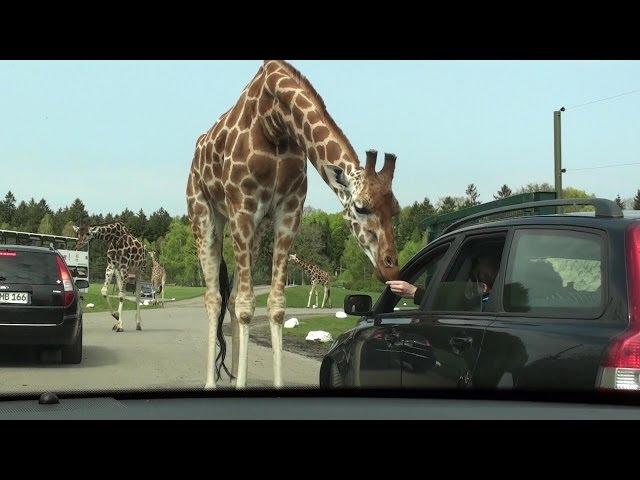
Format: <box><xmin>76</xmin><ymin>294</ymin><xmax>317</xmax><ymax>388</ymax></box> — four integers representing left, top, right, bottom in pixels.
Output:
<box><xmin>464</xmin><ymin>254</ymin><xmax>500</xmax><ymax>311</ymax></box>
<box><xmin>386</xmin><ymin>254</ymin><xmax>500</xmax><ymax>309</ymax></box>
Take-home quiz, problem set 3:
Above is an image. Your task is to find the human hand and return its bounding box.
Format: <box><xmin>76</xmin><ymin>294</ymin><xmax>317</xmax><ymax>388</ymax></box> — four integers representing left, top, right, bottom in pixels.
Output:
<box><xmin>385</xmin><ymin>280</ymin><xmax>417</xmax><ymax>298</ymax></box>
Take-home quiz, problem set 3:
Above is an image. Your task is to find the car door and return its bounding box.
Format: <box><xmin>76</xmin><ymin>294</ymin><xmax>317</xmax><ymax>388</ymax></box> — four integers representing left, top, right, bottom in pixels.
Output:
<box><xmin>396</xmin><ymin>231</ymin><xmax>508</xmax><ymax>389</ymax></box>
<box><xmin>350</xmin><ymin>242</ymin><xmax>452</xmax><ymax>388</ymax></box>
<box><xmin>474</xmin><ymin>226</ymin><xmax>624</xmax><ymax>390</ymax></box>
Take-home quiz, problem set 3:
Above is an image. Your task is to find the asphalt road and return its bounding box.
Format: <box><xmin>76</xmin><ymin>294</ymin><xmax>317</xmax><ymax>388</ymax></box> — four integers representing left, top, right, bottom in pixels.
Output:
<box><xmin>0</xmin><ymin>286</ymin><xmax>323</xmax><ymax>395</ymax></box>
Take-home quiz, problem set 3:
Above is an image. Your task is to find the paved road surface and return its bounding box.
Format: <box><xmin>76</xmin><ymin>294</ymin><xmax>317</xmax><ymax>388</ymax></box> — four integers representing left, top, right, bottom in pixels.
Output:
<box><xmin>0</xmin><ymin>285</ymin><xmax>324</xmax><ymax>395</ymax></box>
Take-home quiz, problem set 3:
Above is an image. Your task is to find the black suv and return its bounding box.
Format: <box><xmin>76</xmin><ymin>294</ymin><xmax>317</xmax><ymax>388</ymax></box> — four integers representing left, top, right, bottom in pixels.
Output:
<box><xmin>321</xmin><ymin>198</ymin><xmax>640</xmax><ymax>391</ymax></box>
<box><xmin>0</xmin><ymin>244</ymin><xmax>87</xmax><ymax>363</ymax></box>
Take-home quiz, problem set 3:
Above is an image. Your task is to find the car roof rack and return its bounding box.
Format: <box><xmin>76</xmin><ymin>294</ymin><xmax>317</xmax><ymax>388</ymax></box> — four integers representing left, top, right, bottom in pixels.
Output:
<box><xmin>440</xmin><ymin>198</ymin><xmax>623</xmax><ymax>236</ymax></box>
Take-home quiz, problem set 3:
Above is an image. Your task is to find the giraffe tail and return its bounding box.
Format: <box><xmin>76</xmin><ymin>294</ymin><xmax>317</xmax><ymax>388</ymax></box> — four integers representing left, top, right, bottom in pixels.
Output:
<box><xmin>215</xmin><ymin>258</ymin><xmax>234</xmax><ymax>381</ymax></box>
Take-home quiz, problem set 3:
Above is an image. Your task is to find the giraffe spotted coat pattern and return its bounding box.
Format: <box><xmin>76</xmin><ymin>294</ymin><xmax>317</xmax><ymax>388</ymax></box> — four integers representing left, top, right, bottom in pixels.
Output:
<box><xmin>186</xmin><ymin>60</ymin><xmax>401</xmax><ymax>389</ymax></box>
<box><xmin>74</xmin><ymin>221</ymin><xmax>146</xmax><ymax>332</ymax></box>
<box><xmin>288</xmin><ymin>253</ymin><xmax>331</xmax><ymax>308</ymax></box>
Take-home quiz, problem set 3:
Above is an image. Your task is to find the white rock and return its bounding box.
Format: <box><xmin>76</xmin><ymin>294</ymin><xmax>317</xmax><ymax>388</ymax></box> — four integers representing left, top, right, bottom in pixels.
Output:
<box><xmin>86</xmin><ymin>303</ymin><xmax>95</xmax><ymax>308</ymax></box>
<box><xmin>403</xmin><ymin>302</ymin><xmax>407</xmax><ymax>306</ymax></box>
<box><xmin>284</xmin><ymin>318</ymin><xmax>299</xmax><ymax>328</ymax></box>
<box><xmin>305</xmin><ymin>330</ymin><xmax>333</xmax><ymax>343</ymax></box>
<box><xmin>394</xmin><ymin>307</ymin><xmax>399</xmax><ymax>311</ymax></box>
<box><xmin>312</xmin><ymin>304</ymin><xmax>317</xmax><ymax>309</ymax></box>
<box><xmin>335</xmin><ymin>311</ymin><xmax>348</xmax><ymax>319</ymax></box>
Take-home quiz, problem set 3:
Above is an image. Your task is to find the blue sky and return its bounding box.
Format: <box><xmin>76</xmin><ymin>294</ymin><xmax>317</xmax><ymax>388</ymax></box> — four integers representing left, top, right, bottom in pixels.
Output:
<box><xmin>1</xmin><ymin>60</ymin><xmax>639</xmax><ymax>216</ymax></box>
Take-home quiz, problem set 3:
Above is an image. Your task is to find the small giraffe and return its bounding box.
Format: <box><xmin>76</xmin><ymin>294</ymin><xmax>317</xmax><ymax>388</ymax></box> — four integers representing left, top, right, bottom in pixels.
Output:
<box><xmin>74</xmin><ymin>221</ymin><xmax>146</xmax><ymax>332</ymax></box>
<box><xmin>187</xmin><ymin>60</ymin><xmax>401</xmax><ymax>389</ymax></box>
<box><xmin>288</xmin><ymin>253</ymin><xmax>331</xmax><ymax>308</ymax></box>
<box><xmin>148</xmin><ymin>251</ymin><xmax>167</xmax><ymax>306</ymax></box>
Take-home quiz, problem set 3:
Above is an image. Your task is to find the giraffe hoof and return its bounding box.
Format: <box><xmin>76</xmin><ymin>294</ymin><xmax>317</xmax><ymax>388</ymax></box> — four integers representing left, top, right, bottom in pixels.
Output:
<box><xmin>115</xmin><ymin>327</ymin><xmax>123</xmax><ymax>333</ymax></box>
<box><xmin>136</xmin><ymin>325</ymin><xmax>142</xmax><ymax>331</ymax></box>
<box><xmin>111</xmin><ymin>312</ymin><xmax>119</xmax><ymax>321</ymax></box>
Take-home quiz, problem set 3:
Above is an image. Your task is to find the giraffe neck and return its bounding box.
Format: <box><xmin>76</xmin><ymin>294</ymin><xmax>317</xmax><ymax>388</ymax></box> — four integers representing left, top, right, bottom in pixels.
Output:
<box><xmin>260</xmin><ymin>60</ymin><xmax>363</xmax><ymax>208</ymax></box>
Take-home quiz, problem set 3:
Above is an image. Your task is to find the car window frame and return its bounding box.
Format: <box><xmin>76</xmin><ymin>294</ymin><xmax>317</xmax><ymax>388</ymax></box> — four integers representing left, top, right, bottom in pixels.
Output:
<box><xmin>422</xmin><ymin>228</ymin><xmax>510</xmax><ymax>315</ymax></box>
<box><xmin>497</xmin><ymin>225</ymin><xmax>610</xmax><ymax>320</ymax></box>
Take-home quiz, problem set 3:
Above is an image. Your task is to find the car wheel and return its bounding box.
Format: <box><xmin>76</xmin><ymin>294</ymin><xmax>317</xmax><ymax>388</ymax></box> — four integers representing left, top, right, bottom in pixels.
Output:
<box><xmin>61</xmin><ymin>320</ymin><xmax>83</xmax><ymax>364</ymax></box>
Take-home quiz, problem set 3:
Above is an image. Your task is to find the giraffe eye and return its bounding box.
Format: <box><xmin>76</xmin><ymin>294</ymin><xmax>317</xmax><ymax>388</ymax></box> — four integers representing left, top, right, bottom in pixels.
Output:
<box><xmin>354</xmin><ymin>205</ymin><xmax>370</xmax><ymax>215</ymax></box>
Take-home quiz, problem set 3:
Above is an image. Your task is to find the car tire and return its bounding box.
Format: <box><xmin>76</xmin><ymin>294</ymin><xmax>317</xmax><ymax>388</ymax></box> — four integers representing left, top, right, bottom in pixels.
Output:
<box><xmin>61</xmin><ymin>320</ymin><xmax>83</xmax><ymax>364</ymax></box>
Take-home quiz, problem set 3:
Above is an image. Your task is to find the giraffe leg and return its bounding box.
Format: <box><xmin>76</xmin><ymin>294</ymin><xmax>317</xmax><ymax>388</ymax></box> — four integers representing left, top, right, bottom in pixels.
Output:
<box><xmin>113</xmin><ymin>269</ymin><xmax>125</xmax><ymax>332</ymax></box>
<box><xmin>229</xmin><ymin>213</ymin><xmax>259</xmax><ymax>389</ymax></box>
<box><xmin>315</xmin><ymin>284</ymin><xmax>319</xmax><ymax>308</ymax></box>
<box><xmin>102</xmin><ymin>263</ymin><xmax>117</xmax><ymax>318</ymax></box>
<box><xmin>327</xmin><ymin>284</ymin><xmax>332</xmax><ymax>308</ymax></box>
<box><xmin>321</xmin><ymin>285</ymin><xmax>328</xmax><ymax>308</ymax></box>
<box><xmin>134</xmin><ymin>276</ymin><xmax>142</xmax><ymax>331</ymax></box>
<box><xmin>268</xmin><ymin>208</ymin><xmax>302</xmax><ymax>388</ymax></box>
<box><xmin>307</xmin><ymin>285</ymin><xmax>313</xmax><ymax>308</ymax></box>
<box><xmin>192</xmin><ymin>211</ymin><xmax>225</xmax><ymax>390</ymax></box>
<box><xmin>228</xmin><ymin>219</ymin><xmax>269</xmax><ymax>379</ymax></box>
<box><xmin>161</xmin><ymin>275</ymin><xmax>166</xmax><ymax>307</ymax></box>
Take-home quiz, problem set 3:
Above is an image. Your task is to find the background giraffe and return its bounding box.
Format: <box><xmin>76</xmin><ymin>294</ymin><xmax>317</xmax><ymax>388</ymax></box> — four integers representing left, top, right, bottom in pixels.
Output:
<box><xmin>148</xmin><ymin>250</ymin><xmax>167</xmax><ymax>306</ymax></box>
<box><xmin>289</xmin><ymin>253</ymin><xmax>331</xmax><ymax>308</ymax></box>
<box><xmin>186</xmin><ymin>60</ymin><xmax>401</xmax><ymax>389</ymax></box>
<box><xmin>74</xmin><ymin>221</ymin><xmax>146</xmax><ymax>332</ymax></box>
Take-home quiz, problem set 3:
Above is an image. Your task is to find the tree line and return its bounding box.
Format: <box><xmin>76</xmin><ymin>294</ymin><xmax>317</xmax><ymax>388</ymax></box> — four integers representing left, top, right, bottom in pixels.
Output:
<box><xmin>2</xmin><ymin>183</ymin><xmax>639</xmax><ymax>289</ymax></box>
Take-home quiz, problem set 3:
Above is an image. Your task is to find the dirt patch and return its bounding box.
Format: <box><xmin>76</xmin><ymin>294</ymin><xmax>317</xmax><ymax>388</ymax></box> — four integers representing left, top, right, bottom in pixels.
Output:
<box><xmin>222</xmin><ymin>316</ymin><xmax>331</xmax><ymax>361</ymax></box>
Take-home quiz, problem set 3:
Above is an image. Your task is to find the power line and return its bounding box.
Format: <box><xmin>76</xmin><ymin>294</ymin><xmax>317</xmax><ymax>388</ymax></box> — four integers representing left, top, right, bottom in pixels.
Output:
<box><xmin>564</xmin><ymin>88</ymin><xmax>640</xmax><ymax>111</ymax></box>
<box><xmin>565</xmin><ymin>161</ymin><xmax>640</xmax><ymax>172</ymax></box>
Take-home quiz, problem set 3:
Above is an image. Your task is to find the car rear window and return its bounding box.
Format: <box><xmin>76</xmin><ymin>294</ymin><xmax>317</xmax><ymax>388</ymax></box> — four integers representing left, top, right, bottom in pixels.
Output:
<box><xmin>503</xmin><ymin>229</ymin><xmax>604</xmax><ymax>316</ymax></box>
<box><xmin>0</xmin><ymin>250</ymin><xmax>60</xmax><ymax>285</ymax></box>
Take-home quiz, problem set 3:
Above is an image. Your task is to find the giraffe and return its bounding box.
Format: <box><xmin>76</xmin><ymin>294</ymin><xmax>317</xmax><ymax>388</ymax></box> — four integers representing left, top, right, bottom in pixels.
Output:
<box><xmin>74</xmin><ymin>221</ymin><xmax>146</xmax><ymax>332</ymax></box>
<box><xmin>186</xmin><ymin>60</ymin><xmax>401</xmax><ymax>390</ymax></box>
<box><xmin>148</xmin><ymin>250</ymin><xmax>167</xmax><ymax>306</ymax></box>
<box><xmin>288</xmin><ymin>253</ymin><xmax>332</xmax><ymax>308</ymax></box>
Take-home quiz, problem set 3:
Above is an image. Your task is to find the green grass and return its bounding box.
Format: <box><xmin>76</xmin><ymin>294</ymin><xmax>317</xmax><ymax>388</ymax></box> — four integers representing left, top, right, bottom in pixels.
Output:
<box><xmin>283</xmin><ymin>314</ymin><xmax>358</xmax><ymax>340</ymax></box>
<box><xmin>80</xmin><ymin>283</ymin><xmax>205</xmax><ymax>314</ymax></box>
<box><xmin>255</xmin><ymin>285</ymin><xmax>383</xmax><ymax>309</ymax></box>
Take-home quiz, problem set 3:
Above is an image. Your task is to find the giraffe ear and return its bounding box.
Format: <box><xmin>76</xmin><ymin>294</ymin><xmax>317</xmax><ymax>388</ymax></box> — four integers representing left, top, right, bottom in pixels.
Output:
<box><xmin>323</xmin><ymin>164</ymin><xmax>351</xmax><ymax>193</ymax></box>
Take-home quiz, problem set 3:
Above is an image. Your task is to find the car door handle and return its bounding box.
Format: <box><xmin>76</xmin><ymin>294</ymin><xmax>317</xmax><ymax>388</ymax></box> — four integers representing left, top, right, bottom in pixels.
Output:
<box><xmin>450</xmin><ymin>336</ymin><xmax>473</xmax><ymax>350</ymax></box>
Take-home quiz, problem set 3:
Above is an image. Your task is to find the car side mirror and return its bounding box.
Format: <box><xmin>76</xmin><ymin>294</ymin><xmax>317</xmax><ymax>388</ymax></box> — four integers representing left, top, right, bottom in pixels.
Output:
<box><xmin>75</xmin><ymin>279</ymin><xmax>90</xmax><ymax>289</ymax></box>
<box><xmin>344</xmin><ymin>294</ymin><xmax>373</xmax><ymax>316</ymax></box>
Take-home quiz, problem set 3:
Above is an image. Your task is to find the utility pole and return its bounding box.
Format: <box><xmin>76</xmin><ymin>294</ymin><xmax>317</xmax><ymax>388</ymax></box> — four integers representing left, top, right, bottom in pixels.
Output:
<box><xmin>554</xmin><ymin>107</ymin><xmax>565</xmax><ymax>198</ymax></box>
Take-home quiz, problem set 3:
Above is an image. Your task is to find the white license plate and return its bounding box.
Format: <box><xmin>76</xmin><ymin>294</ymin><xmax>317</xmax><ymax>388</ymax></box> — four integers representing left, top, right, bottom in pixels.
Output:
<box><xmin>0</xmin><ymin>292</ymin><xmax>29</xmax><ymax>304</ymax></box>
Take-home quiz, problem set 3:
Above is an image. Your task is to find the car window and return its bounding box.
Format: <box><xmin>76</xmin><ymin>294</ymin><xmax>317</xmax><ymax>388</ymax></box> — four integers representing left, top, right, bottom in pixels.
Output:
<box><xmin>0</xmin><ymin>251</ymin><xmax>60</xmax><ymax>285</ymax></box>
<box><xmin>431</xmin><ymin>234</ymin><xmax>506</xmax><ymax>312</ymax></box>
<box><xmin>503</xmin><ymin>229</ymin><xmax>604</xmax><ymax>315</ymax></box>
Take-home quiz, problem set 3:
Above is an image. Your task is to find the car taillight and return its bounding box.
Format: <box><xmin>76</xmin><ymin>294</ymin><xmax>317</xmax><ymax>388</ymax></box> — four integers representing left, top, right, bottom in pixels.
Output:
<box><xmin>598</xmin><ymin>222</ymin><xmax>640</xmax><ymax>390</ymax></box>
<box><xmin>0</xmin><ymin>251</ymin><xmax>16</xmax><ymax>257</ymax></box>
<box><xmin>56</xmin><ymin>255</ymin><xmax>75</xmax><ymax>308</ymax></box>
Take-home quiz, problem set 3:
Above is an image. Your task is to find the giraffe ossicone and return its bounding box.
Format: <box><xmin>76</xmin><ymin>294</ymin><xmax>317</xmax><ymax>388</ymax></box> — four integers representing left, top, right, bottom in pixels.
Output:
<box><xmin>186</xmin><ymin>60</ymin><xmax>401</xmax><ymax>390</ymax></box>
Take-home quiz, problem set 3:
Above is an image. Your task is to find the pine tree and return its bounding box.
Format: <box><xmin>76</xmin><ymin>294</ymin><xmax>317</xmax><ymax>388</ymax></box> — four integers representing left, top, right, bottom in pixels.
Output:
<box><xmin>615</xmin><ymin>194</ymin><xmax>625</xmax><ymax>209</ymax></box>
<box><xmin>494</xmin><ymin>184</ymin><xmax>512</xmax><ymax>200</ymax></box>
<box><xmin>465</xmin><ymin>184</ymin><xmax>480</xmax><ymax>206</ymax></box>
<box><xmin>633</xmin><ymin>190</ymin><xmax>640</xmax><ymax>210</ymax></box>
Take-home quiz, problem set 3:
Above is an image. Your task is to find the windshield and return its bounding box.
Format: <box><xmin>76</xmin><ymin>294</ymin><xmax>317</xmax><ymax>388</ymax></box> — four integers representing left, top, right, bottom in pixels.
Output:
<box><xmin>1</xmin><ymin>59</ymin><xmax>640</xmax><ymax>405</ymax></box>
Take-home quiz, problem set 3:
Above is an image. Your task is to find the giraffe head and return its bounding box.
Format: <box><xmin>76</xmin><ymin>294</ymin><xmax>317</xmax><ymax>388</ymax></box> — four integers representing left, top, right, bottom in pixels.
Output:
<box><xmin>288</xmin><ymin>253</ymin><xmax>299</xmax><ymax>263</ymax></box>
<box><xmin>327</xmin><ymin>150</ymin><xmax>400</xmax><ymax>282</ymax></box>
<box><xmin>73</xmin><ymin>221</ymin><xmax>92</xmax><ymax>250</ymax></box>
<box><xmin>149</xmin><ymin>250</ymin><xmax>157</xmax><ymax>262</ymax></box>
